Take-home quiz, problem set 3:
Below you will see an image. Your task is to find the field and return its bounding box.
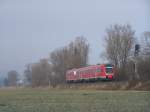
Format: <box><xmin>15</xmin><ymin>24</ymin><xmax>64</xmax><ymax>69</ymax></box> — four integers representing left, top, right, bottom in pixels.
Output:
<box><xmin>0</xmin><ymin>88</ymin><xmax>149</xmax><ymax>112</ymax></box>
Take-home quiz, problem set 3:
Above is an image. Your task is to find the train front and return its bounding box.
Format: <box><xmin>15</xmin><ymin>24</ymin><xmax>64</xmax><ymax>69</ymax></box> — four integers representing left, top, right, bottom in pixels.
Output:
<box><xmin>105</xmin><ymin>64</ymin><xmax>115</xmax><ymax>80</ymax></box>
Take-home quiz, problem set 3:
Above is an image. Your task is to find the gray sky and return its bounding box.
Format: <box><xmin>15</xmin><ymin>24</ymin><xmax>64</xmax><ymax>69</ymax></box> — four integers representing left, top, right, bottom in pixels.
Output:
<box><xmin>0</xmin><ymin>0</ymin><xmax>149</xmax><ymax>76</ymax></box>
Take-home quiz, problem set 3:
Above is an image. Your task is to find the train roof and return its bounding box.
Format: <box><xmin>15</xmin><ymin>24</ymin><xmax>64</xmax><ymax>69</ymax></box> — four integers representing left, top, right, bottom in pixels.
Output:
<box><xmin>67</xmin><ymin>64</ymin><xmax>114</xmax><ymax>72</ymax></box>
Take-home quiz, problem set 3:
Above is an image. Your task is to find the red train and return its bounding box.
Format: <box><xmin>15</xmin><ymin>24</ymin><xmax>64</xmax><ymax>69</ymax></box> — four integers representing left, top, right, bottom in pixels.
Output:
<box><xmin>66</xmin><ymin>64</ymin><xmax>115</xmax><ymax>82</ymax></box>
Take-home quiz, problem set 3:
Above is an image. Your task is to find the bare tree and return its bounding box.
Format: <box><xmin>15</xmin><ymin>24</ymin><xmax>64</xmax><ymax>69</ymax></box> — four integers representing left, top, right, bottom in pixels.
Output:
<box><xmin>50</xmin><ymin>36</ymin><xmax>89</xmax><ymax>83</ymax></box>
<box><xmin>50</xmin><ymin>47</ymin><xmax>68</xmax><ymax>83</ymax></box>
<box><xmin>68</xmin><ymin>37</ymin><xmax>89</xmax><ymax>68</ymax></box>
<box><xmin>141</xmin><ymin>32</ymin><xmax>150</xmax><ymax>55</ymax></box>
<box><xmin>137</xmin><ymin>31</ymin><xmax>150</xmax><ymax>81</ymax></box>
<box><xmin>24</xmin><ymin>64</ymin><xmax>32</xmax><ymax>85</ymax></box>
<box><xmin>138</xmin><ymin>57</ymin><xmax>150</xmax><ymax>81</ymax></box>
<box><xmin>105</xmin><ymin>24</ymin><xmax>135</xmax><ymax>68</ymax></box>
<box><xmin>23</xmin><ymin>37</ymin><xmax>89</xmax><ymax>86</ymax></box>
<box><xmin>104</xmin><ymin>24</ymin><xmax>135</xmax><ymax>80</ymax></box>
<box><xmin>3</xmin><ymin>78</ymin><xmax>9</xmax><ymax>87</ymax></box>
<box><xmin>30</xmin><ymin>59</ymin><xmax>52</xmax><ymax>87</ymax></box>
<box><xmin>7</xmin><ymin>70</ymin><xmax>19</xmax><ymax>86</ymax></box>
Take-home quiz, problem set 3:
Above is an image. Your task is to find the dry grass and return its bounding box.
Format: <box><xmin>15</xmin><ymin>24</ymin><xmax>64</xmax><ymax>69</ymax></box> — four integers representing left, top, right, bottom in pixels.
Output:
<box><xmin>0</xmin><ymin>88</ymin><xmax>149</xmax><ymax>112</ymax></box>
<box><xmin>53</xmin><ymin>81</ymin><xmax>150</xmax><ymax>91</ymax></box>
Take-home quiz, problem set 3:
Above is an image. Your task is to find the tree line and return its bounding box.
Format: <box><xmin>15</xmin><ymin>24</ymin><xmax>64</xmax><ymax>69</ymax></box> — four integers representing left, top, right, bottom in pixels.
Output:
<box><xmin>8</xmin><ymin>37</ymin><xmax>89</xmax><ymax>87</ymax></box>
<box><xmin>4</xmin><ymin>24</ymin><xmax>150</xmax><ymax>87</ymax></box>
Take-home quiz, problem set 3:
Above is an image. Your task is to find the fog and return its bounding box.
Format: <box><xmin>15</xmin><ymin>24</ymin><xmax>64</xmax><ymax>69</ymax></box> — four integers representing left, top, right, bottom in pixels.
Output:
<box><xmin>0</xmin><ymin>0</ymin><xmax>149</xmax><ymax>76</ymax></box>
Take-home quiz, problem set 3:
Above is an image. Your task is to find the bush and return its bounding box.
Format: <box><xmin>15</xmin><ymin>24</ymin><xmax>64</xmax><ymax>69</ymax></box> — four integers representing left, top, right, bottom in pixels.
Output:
<box><xmin>138</xmin><ymin>57</ymin><xmax>150</xmax><ymax>81</ymax></box>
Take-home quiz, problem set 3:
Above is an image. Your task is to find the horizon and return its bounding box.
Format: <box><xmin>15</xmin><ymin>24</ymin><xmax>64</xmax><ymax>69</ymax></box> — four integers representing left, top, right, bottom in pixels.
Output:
<box><xmin>0</xmin><ymin>0</ymin><xmax>149</xmax><ymax>77</ymax></box>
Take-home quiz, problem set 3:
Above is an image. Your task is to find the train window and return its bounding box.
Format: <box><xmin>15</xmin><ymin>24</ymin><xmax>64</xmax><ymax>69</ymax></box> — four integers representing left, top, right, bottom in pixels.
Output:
<box><xmin>93</xmin><ymin>69</ymin><xmax>95</xmax><ymax>74</ymax></box>
<box><xmin>90</xmin><ymin>69</ymin><xmax>92</xmax><ymax>74</ymax></box>
<box><xmin>85</xmin><ymin>70</ymin><xmax>88</xmax><ymax>74</ymax></box>
<box><xmin>106</xmin><ymin>67</ymin><xmax>113</xmax><ymax>73</ymax></box>
<box><xmin>88</xmin><ymin>70</ymin><xmax>91</xmax><ymax>74</ymax></box>
<box><xmin>96</xmin><ymin>68</ymin><xmax>101</xmax><ymax>73</ymax></box>
<box><xmin>82</xmin><ymin>71</ymin><xmax>84</xmax><ymax>74</ymax></box>
<box><xmin>91</xmin><ymin>69</ymin><xmax>94</xmax><ymax>74</ymax></box>
<box><xmin>86</xmin><ymin>70</ymin><xmax>88</xmax><ymax>74</ymax></box>
<box><xmin>73</xmin><ymin>71</ymin><xmax>76</xmax><ymax>75</ymax></box>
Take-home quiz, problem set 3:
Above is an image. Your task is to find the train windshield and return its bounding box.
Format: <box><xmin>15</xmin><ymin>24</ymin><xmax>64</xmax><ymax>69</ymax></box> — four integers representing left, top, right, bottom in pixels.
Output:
<box><xmin>106</xmin><ymin>67</ymin><xmax>113</xmax><ymax>73</ymax></box>
<box><xmin>96</xmin><ymin>68</ymin><xmax>101</xmax><ymax>73</ymax></box>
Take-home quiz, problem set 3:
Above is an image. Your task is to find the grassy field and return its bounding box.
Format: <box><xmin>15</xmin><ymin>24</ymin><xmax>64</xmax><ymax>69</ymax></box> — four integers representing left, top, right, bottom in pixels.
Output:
<box><xmin>0</xmin><ymin>88</ymin><xmax>149</xmax><ymax>112</ymax></box>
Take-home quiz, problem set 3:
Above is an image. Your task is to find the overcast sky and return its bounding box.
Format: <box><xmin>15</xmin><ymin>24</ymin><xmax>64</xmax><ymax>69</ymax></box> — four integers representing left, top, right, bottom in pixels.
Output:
<box><xmin>0</xmin><ymin>0</ymin><xmax>149</xmax><ymax>76</ymax></box>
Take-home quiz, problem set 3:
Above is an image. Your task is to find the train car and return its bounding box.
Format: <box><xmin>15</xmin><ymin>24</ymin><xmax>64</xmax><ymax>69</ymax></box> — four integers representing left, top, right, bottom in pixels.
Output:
<box><xmin>66</xmin><ymin>64</ymin><xmax>115</xmax><ymax>82</ymax></box>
